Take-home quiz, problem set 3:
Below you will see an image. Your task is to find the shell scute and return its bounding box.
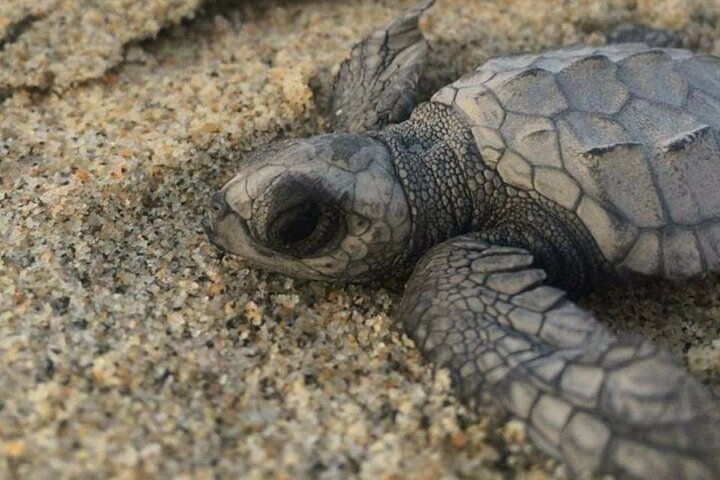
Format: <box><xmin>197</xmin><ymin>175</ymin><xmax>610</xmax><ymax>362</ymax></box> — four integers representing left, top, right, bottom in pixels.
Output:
<box><xmin>437</xmin><ymin>44</ymin><xmax>720</xmax><ymax>276</ymax></box>
<box><xmin>617</xmin><ymin>50</ymin><xmax>688</xmax><ymax>107</ymax></box>
<box><xmin>493</xmin><ymin>68</ymin><xmax>567</xmax><ymax>116</ymax></box>
<box><xmin>555</xmin><ymin>55</ymin><xmax>629</xmax><ymax>114</ymax></box>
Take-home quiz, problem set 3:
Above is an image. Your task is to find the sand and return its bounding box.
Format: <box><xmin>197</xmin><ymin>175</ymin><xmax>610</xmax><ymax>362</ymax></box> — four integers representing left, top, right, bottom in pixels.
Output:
<box><xmin>1</xmin><ymin>0</ymin><xmax>719</xmax><ymax>478</ymax></box>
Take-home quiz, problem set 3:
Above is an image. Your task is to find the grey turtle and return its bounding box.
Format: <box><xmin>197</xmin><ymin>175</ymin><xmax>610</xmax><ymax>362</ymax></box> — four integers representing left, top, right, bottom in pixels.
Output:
<box><xmin>204</xmin><ymin>2</ymin><xmax>720</xmax><ymax>478</ymax></box>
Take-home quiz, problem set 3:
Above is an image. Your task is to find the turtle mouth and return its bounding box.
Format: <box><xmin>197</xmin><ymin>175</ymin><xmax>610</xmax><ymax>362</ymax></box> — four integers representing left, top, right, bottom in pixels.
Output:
<box><xmin>203</xmin><ymin>212</ymin><xmax>242</xmax><ymax>252</ymax></box>
<box><xmin>201</xmin><ymin>216</ymin><xmax>217</xmax><ymax>243</ymax></box>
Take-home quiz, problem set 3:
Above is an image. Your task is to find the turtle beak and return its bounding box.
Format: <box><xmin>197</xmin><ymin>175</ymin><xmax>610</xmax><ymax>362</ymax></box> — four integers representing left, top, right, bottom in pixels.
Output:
<box><xmin>203</xmin><ymin>191</ymin><xmax>230</xmax><ymax>249</ymax></box>
<box><xmin>201</xmin><ymin>216</ymin><xmax>216</xmax><ymax>243</ymax></box>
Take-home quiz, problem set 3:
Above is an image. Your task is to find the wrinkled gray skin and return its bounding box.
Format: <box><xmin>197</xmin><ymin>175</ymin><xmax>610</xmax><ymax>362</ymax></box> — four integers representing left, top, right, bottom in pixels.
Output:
<box><xmin>204</xmin><ymin>2</ymin><xmax>720</xmax><ymax>478</ymax></box>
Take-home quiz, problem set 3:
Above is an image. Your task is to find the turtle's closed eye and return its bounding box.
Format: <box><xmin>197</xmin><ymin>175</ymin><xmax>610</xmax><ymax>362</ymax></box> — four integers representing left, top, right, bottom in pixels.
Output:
<box><xmin>264</xmin><ymin>199</ymin><xmax>346</xmax><ymax>257</ymax></box>
<box><xmin>249</xmin><ymin>178</ymin><xmax>348</xmax><ymax>258</ymax></box>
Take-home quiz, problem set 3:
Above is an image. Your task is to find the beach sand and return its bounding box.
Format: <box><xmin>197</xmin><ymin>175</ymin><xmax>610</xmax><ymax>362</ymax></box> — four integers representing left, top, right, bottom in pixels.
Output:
<box><xmin>1</xmin><ymin>0</ymin><xmax>719</xmax><ymax>478</ymax></box>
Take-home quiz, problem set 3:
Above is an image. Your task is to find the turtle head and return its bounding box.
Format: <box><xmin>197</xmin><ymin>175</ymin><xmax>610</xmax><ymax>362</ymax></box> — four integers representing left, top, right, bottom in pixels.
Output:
<box><xmin>204</xmin><ymin>133</ymin><xmax>412</xmax><ymax>281</ymax></box>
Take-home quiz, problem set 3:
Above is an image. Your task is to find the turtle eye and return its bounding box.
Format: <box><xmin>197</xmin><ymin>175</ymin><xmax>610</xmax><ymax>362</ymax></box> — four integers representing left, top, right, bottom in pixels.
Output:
<box><xmin>271</xmin><ymin>200</ymin><xmax>322</xmax><ymax>244</ymax></box>
<box><xmin>264</xmin><ymin>197</ymin><xmax>346</xmax><ymax>258</ymax></box>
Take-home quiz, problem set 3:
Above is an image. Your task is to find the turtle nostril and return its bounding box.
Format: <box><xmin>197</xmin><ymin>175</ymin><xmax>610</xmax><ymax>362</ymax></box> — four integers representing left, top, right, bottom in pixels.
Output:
<box><xmin>210</xmin><ymin>191</ymin><xmax>230</xmax><ymax>217</ymax></box>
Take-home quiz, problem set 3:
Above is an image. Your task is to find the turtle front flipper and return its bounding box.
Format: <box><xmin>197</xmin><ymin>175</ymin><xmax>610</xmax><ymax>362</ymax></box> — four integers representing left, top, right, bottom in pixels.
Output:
<box><xmin>401</xmin><ymin>233</ymin><xmax>720</xmax><ymax>479</ymax></box>
<box><xmin>331</xmin><ymin>0</ymin><xmax>434</xmax><ymax>133</ymax></box>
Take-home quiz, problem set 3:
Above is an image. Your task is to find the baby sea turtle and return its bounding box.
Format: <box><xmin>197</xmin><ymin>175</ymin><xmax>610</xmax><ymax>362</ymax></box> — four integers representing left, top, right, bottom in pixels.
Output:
<box><xmin>204</xmin><ymin>1</ymin><xmax>720</xmax><ymax>478</ymax></box>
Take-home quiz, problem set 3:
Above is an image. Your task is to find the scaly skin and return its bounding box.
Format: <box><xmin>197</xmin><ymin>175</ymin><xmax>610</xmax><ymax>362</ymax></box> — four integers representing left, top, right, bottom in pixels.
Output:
<box><xmin>402</xmin><ymin>234</ymin><xmax>720</xmax><ymax>479</ymax></box>
<box><xmin>375</xmin><ymin>102</ymin><xmax>611</xmax><ymax>294</ymax></box>
<box><xmin>385</xmin><ymin>104</ymin><xmax>720</xmax><ymax>478</ymax></box>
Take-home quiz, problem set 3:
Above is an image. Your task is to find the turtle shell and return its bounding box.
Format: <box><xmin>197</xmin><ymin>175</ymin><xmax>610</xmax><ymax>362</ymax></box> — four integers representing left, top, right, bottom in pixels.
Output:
<box><xmin>432</xmin><ymin>44</ymin><xmax>720</xmax><ymax>278</ymax></box>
